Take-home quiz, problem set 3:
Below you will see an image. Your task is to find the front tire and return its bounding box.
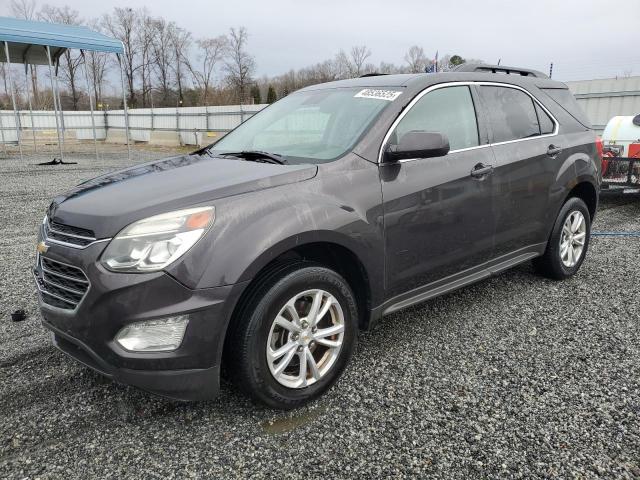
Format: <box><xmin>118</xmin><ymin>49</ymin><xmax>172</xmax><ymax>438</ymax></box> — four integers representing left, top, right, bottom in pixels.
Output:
<box><xmin>533</xmin><ymin>197</ymin><xmax>591</xmax><ymax>280</ymax></box>
<box><xmin>227</xmin><ymin>263</ymin><xmax>358</xmax><ymax>409</ymax></box>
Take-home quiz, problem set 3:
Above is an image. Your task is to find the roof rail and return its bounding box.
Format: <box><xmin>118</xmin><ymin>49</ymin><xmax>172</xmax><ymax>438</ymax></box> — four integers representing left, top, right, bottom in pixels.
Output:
<box><xmin>359</xmin><ymin>72</ymin><xmax>389</xmax><ymax>78</ymax></box>
<box><xmin>452</xmin><ymin>63</ymin><xmax>549</xmax><ymax>79</ymax></box>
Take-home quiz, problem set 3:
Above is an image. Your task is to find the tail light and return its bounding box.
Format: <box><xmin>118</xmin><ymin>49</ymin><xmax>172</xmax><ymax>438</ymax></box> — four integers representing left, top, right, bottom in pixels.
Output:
<box><xmin>595</xmin><ymin>136</ymin><xmax>605</xmax><ymax>174</ymax></box>
<box><xmin>595</xmin><ymin>136</ymin><xmax>604</xmax><ymax>160</ymax></box>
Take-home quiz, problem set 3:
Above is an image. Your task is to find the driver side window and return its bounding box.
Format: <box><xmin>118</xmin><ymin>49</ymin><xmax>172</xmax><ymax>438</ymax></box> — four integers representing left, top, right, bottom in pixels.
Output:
<box><xmin>392</xmin><ymin>86</ymin><xmax>480</xmax><ymax>151</ymax></box>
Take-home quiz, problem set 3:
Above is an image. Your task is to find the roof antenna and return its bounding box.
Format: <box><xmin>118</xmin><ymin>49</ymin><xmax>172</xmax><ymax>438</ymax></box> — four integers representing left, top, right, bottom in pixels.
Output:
<box><xmin>497</xmin><ymin>58</ymin><xmax>501</xmax><ymax>65</ymax></box>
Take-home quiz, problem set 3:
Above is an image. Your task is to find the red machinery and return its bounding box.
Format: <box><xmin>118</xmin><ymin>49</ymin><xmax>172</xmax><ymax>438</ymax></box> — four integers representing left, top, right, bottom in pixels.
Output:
<box><xmin>601</xmin><ymin>115</ymin><xmax>640</xmax><ymax>190</ymax></box>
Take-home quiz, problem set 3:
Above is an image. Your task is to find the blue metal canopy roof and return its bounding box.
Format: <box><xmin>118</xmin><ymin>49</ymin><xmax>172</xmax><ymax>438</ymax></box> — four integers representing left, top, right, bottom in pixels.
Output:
<box><xmin>0</xmin><ymin>16</ymin><xmax>123</xmax><ymax>65</ymax></box>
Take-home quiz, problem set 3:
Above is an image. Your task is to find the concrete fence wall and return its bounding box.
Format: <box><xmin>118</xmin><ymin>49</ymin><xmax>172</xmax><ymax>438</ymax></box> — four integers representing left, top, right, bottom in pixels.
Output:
<box><xmin>0</xmin><ymin>104</ymin><xmax>267</xmax><ymax>147</ymax></box>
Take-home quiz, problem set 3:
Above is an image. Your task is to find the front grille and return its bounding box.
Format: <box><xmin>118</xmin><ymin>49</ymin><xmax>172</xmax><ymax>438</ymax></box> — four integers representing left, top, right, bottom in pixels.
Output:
<box><xmin>44</xmin><ymin>218</ymin><xmax>96</xmax><ymax>248</ymax></box>
<box><xmin>35</xmin><ymin>256</ymin><xmax>90</xmax><ymax>310</ymax></box>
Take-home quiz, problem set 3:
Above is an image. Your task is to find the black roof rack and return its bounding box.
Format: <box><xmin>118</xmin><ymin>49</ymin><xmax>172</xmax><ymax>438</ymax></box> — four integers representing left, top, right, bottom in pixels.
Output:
<box><xmin>452</xmin><ymin>63</ymin><xmax>548</xmax><ymax>79</ymax></box>
<box><xmin>359</xmin><ymin>72</ymin><xmax>389</xmax><ymax>78</ymax></box>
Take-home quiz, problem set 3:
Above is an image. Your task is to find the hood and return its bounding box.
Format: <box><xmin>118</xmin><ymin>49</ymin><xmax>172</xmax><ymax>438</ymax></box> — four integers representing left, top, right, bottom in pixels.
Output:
<box><xmin>49</xmin><ymin>154</ymin><xmax>317</xmax><ymax>238</ymax></box>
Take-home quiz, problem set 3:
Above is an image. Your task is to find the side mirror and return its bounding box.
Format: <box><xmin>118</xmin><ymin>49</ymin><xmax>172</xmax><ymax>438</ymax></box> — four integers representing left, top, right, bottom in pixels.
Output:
<box><xmin>384</xmin><ymin>131</ymin><xmax>450</xmax><ymax>162</ymax></box>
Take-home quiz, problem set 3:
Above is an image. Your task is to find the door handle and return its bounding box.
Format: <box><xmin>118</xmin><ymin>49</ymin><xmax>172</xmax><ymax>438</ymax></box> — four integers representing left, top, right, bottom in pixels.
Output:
<box><xmin>547</xmin><ymin>144</ymin><xmax>563</xmax><ymax>157</ymax></box>
<box><xmin>470</xmin><ymin>163</ymin><xmax>494</xmax><ymax>178</ymax></box>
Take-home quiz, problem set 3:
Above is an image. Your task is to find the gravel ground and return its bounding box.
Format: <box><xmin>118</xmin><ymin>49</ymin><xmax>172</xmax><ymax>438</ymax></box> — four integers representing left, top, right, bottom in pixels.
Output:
<box><xmin>1</xmin><ymin>151</ymin><xmax>639</xmax><ymax>479</ymax></box>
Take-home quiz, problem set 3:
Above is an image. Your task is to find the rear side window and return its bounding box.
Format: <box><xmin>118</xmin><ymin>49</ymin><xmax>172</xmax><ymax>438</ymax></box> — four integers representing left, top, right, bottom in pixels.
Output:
<box><xmin>392</xmin><ymin>86</ymin><xmax>479</xmax><ymax>151</ymax></box>
<box><xmin>541</xmin><ymin>88</ymin><xmax>592</xmax><ymax>128</ymax></box>
<box><xmin>535</xmin><ymin>103</ymin><xmax>555</xmax><ymax>134</ymax></box>
<box><xmin>479</xmin><ymin>86</ymin><xmax>540</xmax><ymax>142</ymax></box>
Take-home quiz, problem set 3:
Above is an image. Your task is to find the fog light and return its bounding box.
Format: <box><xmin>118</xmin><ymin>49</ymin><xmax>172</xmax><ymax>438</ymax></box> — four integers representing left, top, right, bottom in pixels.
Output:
<box><xmin>115</xmin><ymin>316</ymin><xmax>189</xmax><ymax>352</ymax></box>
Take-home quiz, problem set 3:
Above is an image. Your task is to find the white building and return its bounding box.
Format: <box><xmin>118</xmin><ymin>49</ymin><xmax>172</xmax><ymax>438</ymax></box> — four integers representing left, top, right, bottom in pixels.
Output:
<box><xmin>566</xmin><ymin>76</ymin><xmax>640</xmax><ymax>134</ymax></box>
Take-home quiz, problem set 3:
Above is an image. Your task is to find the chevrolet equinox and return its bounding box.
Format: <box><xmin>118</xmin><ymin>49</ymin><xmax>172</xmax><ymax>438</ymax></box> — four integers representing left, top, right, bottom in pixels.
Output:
<box><xmin>34</xmin><ymin>64</ymin><xmax>601</xmax><ymax>409</ymax></box>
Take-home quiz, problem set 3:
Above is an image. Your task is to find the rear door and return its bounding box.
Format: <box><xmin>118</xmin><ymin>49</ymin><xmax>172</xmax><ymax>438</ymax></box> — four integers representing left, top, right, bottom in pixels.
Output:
<box><xmin>477</xmin><ymin>84</ymin><xmax>560</xmax><ymax>258</ymax></box>
<box><xmin>380</xmin><ymin>84</ymin><xmax>497</xmax><ymax>299</ymax></box>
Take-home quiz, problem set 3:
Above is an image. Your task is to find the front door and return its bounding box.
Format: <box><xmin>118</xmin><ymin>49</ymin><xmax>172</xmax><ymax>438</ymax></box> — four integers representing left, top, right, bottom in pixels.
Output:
<box><xmin>381</xmin><ymin>84</ymin><xmax>497</xmax><ymax>300</ymax></box>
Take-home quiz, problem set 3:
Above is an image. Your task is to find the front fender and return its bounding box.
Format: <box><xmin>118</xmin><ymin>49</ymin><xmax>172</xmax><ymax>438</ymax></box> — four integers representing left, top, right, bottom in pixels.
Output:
<box><xmin>165</xmin><ymin>158</ymin><xmax>384</xmax><ymax>298</ymax></box>
<box><xmin>233</xmin><ymin>228</ymin><xmax>377</xmax><ymax>283</ymax></box>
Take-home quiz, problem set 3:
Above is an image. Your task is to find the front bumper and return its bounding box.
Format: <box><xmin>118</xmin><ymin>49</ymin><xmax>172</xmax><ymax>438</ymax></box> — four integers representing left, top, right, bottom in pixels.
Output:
<box><xmin>45</xmin><ymin>320</ymin><xmax>220</xmax><ymax>401</ymax></box>
<box><xmin>34</xmin><ymin>228</ymin><xmax>247</xmax><ymax>401</ymax></box>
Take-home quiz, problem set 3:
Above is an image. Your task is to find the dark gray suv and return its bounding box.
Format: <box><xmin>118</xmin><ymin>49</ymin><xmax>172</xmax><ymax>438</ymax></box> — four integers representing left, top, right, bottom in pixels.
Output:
<box><xmin>34</xmin><ymin>65</ymin><xmax>601</xmax><ymax>409</ymax></box>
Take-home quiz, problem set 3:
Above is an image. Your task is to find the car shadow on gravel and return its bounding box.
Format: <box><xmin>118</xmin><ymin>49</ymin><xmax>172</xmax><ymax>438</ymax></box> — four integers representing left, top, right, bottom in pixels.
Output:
<box><xmin>0</xmin><ymin>238</ymin><xmax>615</xmax><ymax>418</ymax></box>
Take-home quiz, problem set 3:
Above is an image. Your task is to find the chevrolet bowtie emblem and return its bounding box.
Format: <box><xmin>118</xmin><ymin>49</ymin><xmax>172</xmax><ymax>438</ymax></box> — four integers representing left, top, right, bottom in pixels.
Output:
<box><xmin>36</xmin><ymin>241</ymin><xmax>49</xmax><ymax>254</ymax></box>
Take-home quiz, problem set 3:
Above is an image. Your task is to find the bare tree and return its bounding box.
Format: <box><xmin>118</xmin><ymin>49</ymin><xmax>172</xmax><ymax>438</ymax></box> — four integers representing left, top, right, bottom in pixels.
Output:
<box><xmin>150</xmin><ymin>18</ymin><xmax>176</xmax><ymax>105</ymax></box>
<box><xmin>84</xmin><ymin>20</ymin><xmax>109</xmax><ymax>106</ymax></box>
<box><xmin>378</xmin><ymin>61</ymin><xmax>403</xmax><ymax>74</ymax></box>
<box><xmin>85</xmin><ymin>50</ymin><xmax>108</xmax><ymax>106</ymax></box>
<box><xmin>278</xmin><ymin>69</ymin><xmax>297</xmax><ymax>97</ymax></box>
<box><xmin>405</xmin><ymin>45</ymin><xmax>428</xmax><ymax>73</ymax></box>
<box><xmin>39</xmin><ymin>5</ymin><xmax>84</xmax><ymax>110</ymax></box>
<box><xmin>136</xmin><ymin>9</ymin><xmax>155</xmax><ymax>107</ymax></box>
<box><xmin>168</xmin><ymin>25</ymin><xmax>191</xmax><ymax>106</ymax></box>
<box><xmin>315</xmin><ymin>59</ymin><xmax>340</xmax><ymax>82</ymax></box>
<box><xmin>2</xmin><ymin>3</ymin><xmax>489</xmax><ymax>111</ymax></box>
<box><xmin>350</xmin><ymin>45</ymin><xmax>371</xmax><ymax>76</ymax></box>
<box><xmin>362</xmin><ymin>62</ymin><xmax>376</xmax><ymax>75</ymax></box>
<box><xmin>188</xmin><ymin>36</ymin><xmax>227</xmax><ymax>105</ymax></box>
<box><xmin>296</xmin><ymin>59</ymin><xmax>339</xmax><ymax>86</ymax></box>
<box><xmin>333</xmin><ymin>46</ymin><xmax>371</xmax><ymax>78</ymax></box>
<box><xmin>334</xmin><ymin>50</ymin><xmax>352</xmax><ymax>79</ymax></box>
<box><xmin>224</xmin><ymin>27</ymin><xmax>255</xmax><ymax>103</ymax></box>
<box><xmin>10</xmin><ymin>0</ymin><xmax>37</xmax><ymax>18</ymax></box>
<box><xmin>103</xmin><ymin>7</ymin><xmax>139</xmax><ymax>106</ymax></box>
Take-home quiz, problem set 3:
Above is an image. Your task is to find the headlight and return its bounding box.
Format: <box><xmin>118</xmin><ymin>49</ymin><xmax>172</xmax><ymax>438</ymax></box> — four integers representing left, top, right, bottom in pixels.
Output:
<box><xmin>101</xmin><ymin>206</ymin><xmax>215</xmax><ymax>272</ymax></box>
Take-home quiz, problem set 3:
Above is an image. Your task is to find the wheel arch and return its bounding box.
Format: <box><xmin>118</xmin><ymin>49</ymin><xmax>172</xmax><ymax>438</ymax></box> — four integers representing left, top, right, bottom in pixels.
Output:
<box><xmin>232</xmin><ymin>236</ymin><xmax>374</xmax><ymax>331</ymax></box>
<box><xmin>540</xmin><ymin>177</ymin><xmax>598</xmax><ymax>256</ymax></box>
<box><xmin>220</xmin><ymin>238</ymin><xmax>375</xmax><ymax>377</ymax></box>
<box><xmin>566</xmin><ymin>180</ymin><xmax>598</xmax><ymax>219</ymax></box>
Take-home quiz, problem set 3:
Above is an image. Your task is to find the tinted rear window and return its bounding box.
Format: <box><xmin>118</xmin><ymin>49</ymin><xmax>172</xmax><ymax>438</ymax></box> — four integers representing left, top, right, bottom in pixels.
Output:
<box><xmin>541</xmin><ymin>88</ymin><xmax>592</xmax><ymax>128</ymax></box>
<box><xmin>479</xmin><ymin>86</ymin><xmax>540</xmax><ymax>143</ymax></box>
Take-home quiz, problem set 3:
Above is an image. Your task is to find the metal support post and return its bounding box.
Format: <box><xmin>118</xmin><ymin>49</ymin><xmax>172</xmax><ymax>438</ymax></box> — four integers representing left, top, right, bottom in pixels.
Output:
<box><xmin>116</xmin><ymin>53</ymin><xmax>131</xmax><ymax>161</ymax></box>
<box><xmin>4</xmin><ymin>42</ymin><xmax>23</xmax><ymax>161</ymax></box>
<box><xmin>80</xmin><ymin>50</ymin><xmax>99</xmax><ymax>161</ymax></box>
<box><xmin>45</xmin><ymin>45</ymin><xmax>64</xmax><ymax>162</ymax></box>
<box><xmin>24</xmin><ymin>62</ymin><xmax>37</xmax><ymax>152</ymax></box>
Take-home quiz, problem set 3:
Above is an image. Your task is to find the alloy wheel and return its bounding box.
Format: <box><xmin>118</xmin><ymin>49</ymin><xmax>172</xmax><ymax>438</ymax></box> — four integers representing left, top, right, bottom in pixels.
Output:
<box><xmin>266</xmin><ymin>289</ymin><xmax>345</xmax><ymax>389</ymax></box>
<box><xmin>559</xmin><ymin>210</ymin><xmax>587</xmax><ymax>268</ymax></box>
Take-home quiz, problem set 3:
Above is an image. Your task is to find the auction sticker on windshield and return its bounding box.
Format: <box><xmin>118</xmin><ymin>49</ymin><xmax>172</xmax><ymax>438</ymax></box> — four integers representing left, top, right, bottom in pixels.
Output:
<box><xmin>354</xmin><ymin>89</ymin><xmax>402</xmax><ymax>101</ymax></box>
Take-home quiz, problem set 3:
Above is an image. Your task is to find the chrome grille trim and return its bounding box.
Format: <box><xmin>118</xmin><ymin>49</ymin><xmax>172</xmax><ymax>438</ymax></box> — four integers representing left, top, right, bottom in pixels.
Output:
<box><xmin>43</xmin><ymin>216</ymin><xmax>110</xmax><ymax>249</ymax></box>
<box><xmin>34</xmin><ymin>255</ymin><xmax>90</xmax><ymax>310</ymax></box>
<box><xmin>34</xmin><ymin>274</ymin><xmax>77</xmax><ymax>307</ymax></box>
<box><xmin>40</xmin><ymin>263</ymin><xmax>90</xmax><ymax>284</ymax></box>
<box><xmin>40</xmin><ymin>272</ymin><xmax>86</xmax><ymax>296</ymax></box>
<box><xmin>48</xmin><ymin>223</ymin><xmax>95</xmax><ymax>241</ymax></box>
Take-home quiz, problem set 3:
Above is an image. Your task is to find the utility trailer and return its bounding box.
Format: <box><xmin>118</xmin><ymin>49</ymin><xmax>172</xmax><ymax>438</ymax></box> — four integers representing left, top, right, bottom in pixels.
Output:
<box><xmin>600</xmin><ymin>114</ymin><xmax>640</xmax><ymax>192</ymax></box>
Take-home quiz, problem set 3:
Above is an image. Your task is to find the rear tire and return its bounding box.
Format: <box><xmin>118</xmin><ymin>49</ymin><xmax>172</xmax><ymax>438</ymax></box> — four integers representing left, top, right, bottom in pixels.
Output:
<box><xmin>227</xmin><ymin>263</ymin><xmax>358</xmax><ymax>410</ymax></box>
<box><xmin>533</xmin><ymin>197</ymin><xmax>591</xmax><ymax>280</ymax></box>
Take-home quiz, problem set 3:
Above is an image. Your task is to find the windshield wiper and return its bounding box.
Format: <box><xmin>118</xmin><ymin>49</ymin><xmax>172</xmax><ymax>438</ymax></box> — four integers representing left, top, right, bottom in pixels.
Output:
<box><xmin>219</xmin><ymin>150</ymin><xmax>287</xmax><ymax>165</ymax></box>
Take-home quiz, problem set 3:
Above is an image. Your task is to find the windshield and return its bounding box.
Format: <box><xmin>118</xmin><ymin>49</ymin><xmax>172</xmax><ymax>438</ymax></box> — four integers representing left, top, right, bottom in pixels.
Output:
<box><xmin>209</xmin><ymin>87</ymin><xmax>401</xmax><ymax>164</ymax></box>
